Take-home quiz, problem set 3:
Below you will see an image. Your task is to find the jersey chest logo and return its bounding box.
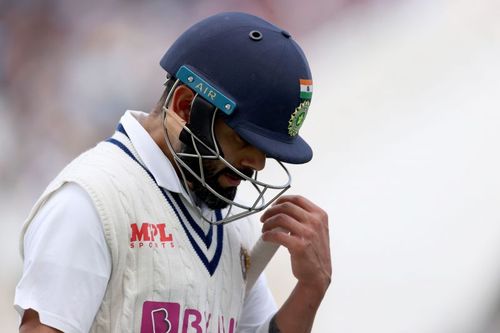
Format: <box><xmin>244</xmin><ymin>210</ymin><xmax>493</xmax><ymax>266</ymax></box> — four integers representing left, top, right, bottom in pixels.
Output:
<box><xmin>141</xmin><ymin>301</ymin><xmax>237</xmax><ymax>333</ymax></box>
<box><xmin>130</xmin><ymin>223</ymin><xmax>175</xmax><ymax>249</ymax></box>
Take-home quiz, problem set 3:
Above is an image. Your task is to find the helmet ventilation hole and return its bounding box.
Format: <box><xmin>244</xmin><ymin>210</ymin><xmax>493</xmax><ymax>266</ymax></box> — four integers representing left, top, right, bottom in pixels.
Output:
<box><xmin>249</xmin><ymin>30</ymin><xmax>263</xmax><ymax>41</ymax></box>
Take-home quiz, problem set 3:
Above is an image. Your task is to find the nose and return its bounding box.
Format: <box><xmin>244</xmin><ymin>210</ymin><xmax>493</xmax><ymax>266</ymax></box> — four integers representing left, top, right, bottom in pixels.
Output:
<box><xmin>240</xmin><ymin>145</ymin><xmax>266</xmax><ymax>171</ymax></box>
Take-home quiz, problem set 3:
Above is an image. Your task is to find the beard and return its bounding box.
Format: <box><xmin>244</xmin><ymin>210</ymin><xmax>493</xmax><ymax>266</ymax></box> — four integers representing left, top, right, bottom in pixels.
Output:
<box><xmin>179</xmin><ymin>147</ymin><xmax>253</xmax><ymax>209</ymax></box>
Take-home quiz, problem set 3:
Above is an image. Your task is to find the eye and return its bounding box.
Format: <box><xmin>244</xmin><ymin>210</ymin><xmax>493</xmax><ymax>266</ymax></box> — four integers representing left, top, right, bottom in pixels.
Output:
<box><xmin>230</xmin><ymin>132</ymin><xmax>252</xmax><ymax>149</ymax></box>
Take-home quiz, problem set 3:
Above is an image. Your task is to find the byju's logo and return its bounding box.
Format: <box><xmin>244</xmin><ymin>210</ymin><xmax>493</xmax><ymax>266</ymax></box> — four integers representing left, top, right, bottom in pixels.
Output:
<box><xmin>130</xmin><ymin>223</ymin><xmax>174</xmax><ymax>249</ymax></box>
<box><xmin>141</xmin><ymin>301</ymin><xmax>180</xmax><ymax>333</ymax></box>
<box><xmin>141</xmin><ymin>301</ymin><xmax>237</xmax><ymax>333</ymax></box>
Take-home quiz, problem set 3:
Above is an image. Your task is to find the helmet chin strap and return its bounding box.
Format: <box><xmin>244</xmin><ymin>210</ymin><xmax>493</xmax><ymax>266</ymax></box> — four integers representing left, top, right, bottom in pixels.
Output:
<box><xmin>161</xmin><ymin>78</ymin><xmax>292</xmax><ymax>225</ymax></box>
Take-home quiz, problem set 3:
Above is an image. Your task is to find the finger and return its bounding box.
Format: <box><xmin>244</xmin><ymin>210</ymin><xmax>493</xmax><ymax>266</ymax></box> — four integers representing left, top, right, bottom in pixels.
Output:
<box><xmin>261</xmin><ymin>200</ymin><xmax>309</xmax><ymax>224</ymax></box>
<box><xmin>262</xmin><ymin>228</ymin><xmax>304</xmax><ymax>251</ymax></box>
<box><xmin>261</xmin><ymin>213</ymin><xmax>308</xmax><ymax>236</ymax></box>
<box><xmin>271</xmin><ymin>195</ymin><xmax>330</xmax><ymax>233</ymax></box>
<box><xmin>273</xmin><ymin>195</ymin><xmax>322</xmax><ymax>213</ymax></box>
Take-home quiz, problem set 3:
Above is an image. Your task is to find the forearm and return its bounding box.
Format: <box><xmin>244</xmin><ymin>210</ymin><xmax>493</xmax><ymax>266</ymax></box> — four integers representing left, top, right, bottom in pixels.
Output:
<box><xmin>260</xmin><ymin>195</ymin><xmax>332</xmax><ymax>333</ymax></box>
<box><xmin>272</xmin><ymin>280</ymin><xmax>329</xmax><ymax>333</ymax></box>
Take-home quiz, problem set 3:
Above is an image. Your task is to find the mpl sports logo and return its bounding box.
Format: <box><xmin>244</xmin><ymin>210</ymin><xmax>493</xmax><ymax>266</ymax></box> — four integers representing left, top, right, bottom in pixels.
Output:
<box><xmin>130</xmin><ymin>223</ymin><xmax>175</xmax><ymax>249</ymax></box>
<box><xmin>141</xmin><ymin>301</ymin><xmax>237</xmax><ymax>333</ymax></box>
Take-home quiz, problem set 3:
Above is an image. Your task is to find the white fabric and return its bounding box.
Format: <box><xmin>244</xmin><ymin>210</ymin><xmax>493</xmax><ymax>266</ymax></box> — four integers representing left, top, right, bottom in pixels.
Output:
<box><xmin>15</xmin><ymin>110</ymin><xmax>277</xmax><ymax>332</ymax></box>
<box><xmin>238</xmin><ymin>274</ymin><xmax>277</xmax><ymax>332</ymax></box>
<box><xmin>14</xmin><ymin>183</ymin><xmax>111</xmax><ymax>333</ymax></box>
<box><xmin>121</xmin><ymin>110</ymin><xmax>188</xmax><ymax>198</ymax></box>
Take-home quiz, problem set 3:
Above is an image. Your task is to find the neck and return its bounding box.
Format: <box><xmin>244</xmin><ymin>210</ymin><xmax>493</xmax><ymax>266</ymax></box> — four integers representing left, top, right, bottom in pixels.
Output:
<box><xmin>136</xmin><ymin>110</ymin><xmax>193</xmax><ymax>190</ymax></box>
<box><xmin>136</xmin><ymin>112</ymin><xmax>173</xmax><ymax>161</ymax></box>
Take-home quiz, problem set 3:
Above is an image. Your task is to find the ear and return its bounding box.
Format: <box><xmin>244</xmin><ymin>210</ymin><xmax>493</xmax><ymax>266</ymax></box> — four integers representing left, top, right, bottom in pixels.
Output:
<box><xmin>170</xmin><ymin>85</ymin><xmax>195</xmax><ymax>122</ymax></box>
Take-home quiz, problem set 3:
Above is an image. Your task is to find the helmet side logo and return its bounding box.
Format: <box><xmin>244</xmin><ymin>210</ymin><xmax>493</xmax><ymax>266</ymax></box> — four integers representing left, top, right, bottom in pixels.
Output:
<box><xmin>176</xmin><ymin>65</ymin><xmax>236</xmax><ymax>115</ymax></box>
<box><xmin>299</xmin><ymin>79</ymin><xmax>313</xmax><ymax>100</ymax></box>
<box><xmin>288</xmin><ymin>100</ymin><xmax>310</xmax><ymax>136</ymax></box>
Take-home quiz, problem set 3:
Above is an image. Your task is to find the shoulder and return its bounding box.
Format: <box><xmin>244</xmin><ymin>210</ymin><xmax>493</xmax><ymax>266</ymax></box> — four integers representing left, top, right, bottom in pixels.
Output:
<box><xmin>24</xmin><ymin>182</ymin><xmax>104</xmax><ymax>254</ymax></box>
<box><xmin>16</xmin><ymin>182</ymin><xmax>111</xmax><ymax>333</ymax></box>
<box><xmin>58</xmin><ymin>141</ymin><xmax>150</xmax><ymax>202</ymax></box>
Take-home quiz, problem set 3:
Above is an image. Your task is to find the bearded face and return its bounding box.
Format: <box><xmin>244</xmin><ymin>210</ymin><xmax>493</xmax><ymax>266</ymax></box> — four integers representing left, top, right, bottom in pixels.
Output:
<box><xmin>179</xmin><ymin>145</ymin><xmax>254</xmax><ymax>209</ymax></box>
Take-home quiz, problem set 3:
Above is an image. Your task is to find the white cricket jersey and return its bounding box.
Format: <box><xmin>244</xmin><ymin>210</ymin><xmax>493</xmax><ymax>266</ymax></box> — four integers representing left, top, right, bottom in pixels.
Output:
<box><xmin>15</xmin><ymin>110</ymin><xmax>277</xmax><ymax>333</ymax></box>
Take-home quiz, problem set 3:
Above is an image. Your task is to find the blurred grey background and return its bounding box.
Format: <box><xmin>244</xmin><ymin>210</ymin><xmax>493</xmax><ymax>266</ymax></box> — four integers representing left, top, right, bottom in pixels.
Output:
<box><xmin>2</xmin><ymin>0</ymin><xmax>500</xmax><ymax>332</ymax></box>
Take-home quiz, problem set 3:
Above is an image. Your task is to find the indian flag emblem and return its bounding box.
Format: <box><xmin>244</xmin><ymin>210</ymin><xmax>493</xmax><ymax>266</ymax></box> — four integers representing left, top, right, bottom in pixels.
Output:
<box><xmin>300</xmin><ymin>79</ymin><xmax>313</xmax><ymax>100</ymax></box>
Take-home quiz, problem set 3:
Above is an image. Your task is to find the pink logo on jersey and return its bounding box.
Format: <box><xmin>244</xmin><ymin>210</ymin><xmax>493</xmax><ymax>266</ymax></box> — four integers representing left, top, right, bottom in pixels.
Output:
<box><xmin>141</xmin><ymin>301</ymin><xmax>180</xmax><ymax>333</ymax></box>
<box><xmin>130</xmin><ymin>223</ymin><xmax>175</xmax><ymax>249</ymax></box>
<box><xmin>141</xmin><ymin>301</ymin><xmax>236</xmax><ymax>333</ymax></box>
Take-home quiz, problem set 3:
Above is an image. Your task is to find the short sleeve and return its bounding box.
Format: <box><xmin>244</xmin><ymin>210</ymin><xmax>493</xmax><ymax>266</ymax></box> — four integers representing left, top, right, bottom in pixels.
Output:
<box><xmin>237</xmin><ymin>274</ymin><xmax>277</xmax><ymax>333</ymax></box>
<box><xmin>14</xmin><ymin>182</ymin><xmax>111</xmax><ymax>333</ymax></box>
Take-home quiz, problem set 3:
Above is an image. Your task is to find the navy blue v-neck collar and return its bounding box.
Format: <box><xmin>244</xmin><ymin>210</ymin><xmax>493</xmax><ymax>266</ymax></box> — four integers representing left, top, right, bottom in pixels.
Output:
<box><xmin>106</xmin><ymin>125</ymin><xmax>224</xmax><ymax>276</ymax></box>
